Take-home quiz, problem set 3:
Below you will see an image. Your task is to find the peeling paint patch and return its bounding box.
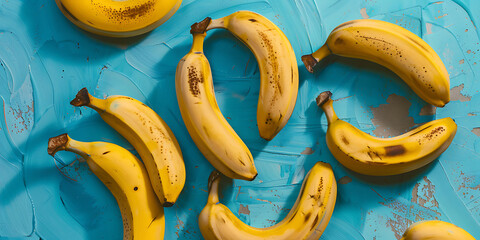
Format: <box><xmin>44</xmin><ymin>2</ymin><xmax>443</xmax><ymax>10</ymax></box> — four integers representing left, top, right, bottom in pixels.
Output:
<box><xmin>450</xmin><ymin>84</ymin><xmax>472</xmax><ymax>102</ymax></box>
<box><xmin>238</xmin><ymin>204</ymin><xmax>251</xmax><ymax>215</ymax></box>
<box><xmin>419</xmin><ymin>105</ymin><xmax>436</xmax><ymax>116</ymax></box>
<box><xmin>426</xmin><ymin>23</ymin><xmax>433</xmax><ymax>34</ymax></box>
<box><xmin>459</xmin><ymin>59</ymin><xmax>465</xmax><ymax>64</ymax></box>
<box><xmin>436</xmin><ymin>13</ymin><xmax>448</xmax><ymax>19</ymax></box>
<box><xmin>338</xmin><ymin>176</ymin><xmax>352</xmax><ymax>184</ymax></box>
<box><xmin>360</xmin><ymin>8</ymin><xmax>369</xmax><ymax>19</ymax></box>
<box><xmin>301</xmin><ymin>147</ymin><xmax>314</xmax><ymax>155</ymax></box>
<box><xmin>386</xmin><ymin>213</ymin><xmax>412</xmax><ymax>239</ymax></box>
<box><xmin>468</xmin><ymin>113</ymin><xmax>477</xmax><ymax>116</ymax></box>
<box><xmin>370</xmin><ymin>94</ymin><xmax>415</xmax><ymax>138</ymax></box>
<box><xmin>472</xmin><ymin>128</ymin><xmax>480</xmax><ymax>136</ymax></box>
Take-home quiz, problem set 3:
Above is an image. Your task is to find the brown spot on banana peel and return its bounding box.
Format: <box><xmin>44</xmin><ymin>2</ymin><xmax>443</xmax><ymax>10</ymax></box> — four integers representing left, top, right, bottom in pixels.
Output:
<box><xmin>384</xmin><ymin>145</ymin><xmax>406</xmax><ymax>156</ymax></box>
<box><xmin>190</xmin><ymin>17</ymin><xmax>212</xmax><ymax>34</ymax></box>
<box><xmin>70</xmin><ymin>88</ymin><xmax>91</xmax><ymax>107</ymax></box>
<box><xmin>47</xmin><ymin>133</ymin><xmax>69</xmax><ymax>156</ymax></box>
<box><xmin>188</xmin><ymin>66</ymin><xmax>203</xmax><ymax>97</ymax></box>
<box><xmin>305</xmin><ymin>212</ymin><xmax>312</xmax><ymax>222</ymax></box>
<box><xmin>341</xmin><ymin>136</ymin><xmax>349</xmax><ymax>145</ymax></box>
<box><xmin>92</xmin><ymin>1</ymin><xmax>155</xmax><ymax>21</ymax></box>
<box><xmin>310</xmin><ymin>215</ymin><xmax>320</xmax><ymax>231</ymax></box>
<box><xmin>248</xmin><ymin>19</ymin><xmax>257</xmax><ymax>22</ymax></box>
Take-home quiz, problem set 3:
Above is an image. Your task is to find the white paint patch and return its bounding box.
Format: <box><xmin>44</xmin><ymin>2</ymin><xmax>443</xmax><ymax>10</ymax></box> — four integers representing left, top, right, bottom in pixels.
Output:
<box><xmin>360</xmin><ymin>8</ymin><xmax>369</xmax><ymax>19</ymax></box>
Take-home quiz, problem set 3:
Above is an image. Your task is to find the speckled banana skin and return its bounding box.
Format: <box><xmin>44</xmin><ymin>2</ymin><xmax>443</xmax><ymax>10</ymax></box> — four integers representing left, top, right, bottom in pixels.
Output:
<box><xmin>55</xmin><ymin>0</ymin><xmax>182</xmax><ymax>37</ymax></box>
<box><xmin>205</xmin><ymin>11</ymin><xmax>299</xmax><ymax>140</ymax></box>
<box><xmin>48</xmin><ymin>134</ymin><xmax>164</xmax><ymax>240</ymax></box>
<box><xmin>401</xmin><ymin>220</ymin><xmax>475</xmax><ymax>240</ymax></box>
<box><xmin>198</xmin><ymin>162</ymin><xmax>337</xmax><ymax>240</ymax></box>
<box><xmin>303</xmin><ymin>19</ymin><xmax>450</xmax><ymax>107</ymax></box>
<box><xmin>316</xmin><ymin>91</ymin><xmax>457</xmax><ymax>176</ymax></box>
<box><xmin>175</xmin><ymin>19</ymin><xmax>257</xmax><ymax>181</ymax></box>
<box><xmin>70</xmin><ymin>88</ymin><xmax>185</xmax><ymax>207</ymax></box>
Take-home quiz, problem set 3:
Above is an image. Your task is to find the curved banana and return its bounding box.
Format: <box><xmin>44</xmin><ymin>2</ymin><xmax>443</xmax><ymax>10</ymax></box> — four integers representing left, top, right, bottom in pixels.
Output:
<box><xmin>401</xmin><ymin>220</ymin><xmax>475</xmax><ymax>240</ymax></box>
<box><xmin>302</xmin><ymin>19</ymin><xmax>450</xmax><ymax>107</ymax></box>
<box><xmin>204</xmin><ymin>10</ymin><xmax>299</xmax><ymax>140</ymax></box>
<box><xmin>70</xmin><ymin>88</ymin><xmax>185</xmax><ymax>207</ymax></box>
<box><xmin>55</xmin><ymin>0</ymin><xmax>182</xmax><ymax>37</ymax></box>
<box><xmin>47</xmin><ymin>134</ymin><xmax>164</xmax><ymax>240</ymax></box>
<box><xmin>198</xmin><ymin>162</ymin><xmax>337</xmax><ymax>240</ymax></box>
<box><xmin>175</xmin><ymin>19</ymin><xmax>257</xmax><ymax>181</ymax></box>
<box><xmin>316</xmin><ymin>91</ymin><xmax>457</xmax><ymax>176</ymax></box>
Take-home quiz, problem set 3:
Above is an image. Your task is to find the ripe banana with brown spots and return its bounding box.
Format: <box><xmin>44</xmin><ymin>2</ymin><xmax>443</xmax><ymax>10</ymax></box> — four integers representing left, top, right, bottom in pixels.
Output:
<box><xmin>303</xmin><ymin>19</ymin><xmax>450</xmax><ymax>107</ymax></box>
<box><xmin>55</xmin><ymin>0</ymin><xmax>182</xmax><ymax>37</ymax></box>
<box><xmin>70</xmin><ymin>88</ymin><xmax>185</xmax><ymax>207</ymax></box>
<box><xmin>203</xmin><ymin>10</ymin><xmax>299</xmax><ymax>140</ymax></box>
<box><xmin>198</xmin><ymin>162</ymin><xmax>337</xmax><ymax>240</ymax></box>
<box><xmin>401</xmin><ymin>220</ymin><xmax>475</xmax><ymax>240</ymax></box>
<box><xmin>48</xmin><ymin>134</ymin><xmax>165</xmax><ymax>240</ymax></box>
<box><xmin>175</xmin><ymin>19</ymin><xmax>257</xmax><ymax>180</ymax></box>
<box><xmin>316</xmin><ymin>91</ymin><xmax>457</xmax><ymax>176</ymax></box>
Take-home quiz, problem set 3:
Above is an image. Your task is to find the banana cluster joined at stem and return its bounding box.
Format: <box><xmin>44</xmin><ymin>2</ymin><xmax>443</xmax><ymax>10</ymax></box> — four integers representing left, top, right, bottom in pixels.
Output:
<box><xmin>71</xmin><ymin>88</ymin><xmax>185</xmax><ymax>207</ymax></box>
<box><xmin>198</xmin><ymin>162</ymin><xmax>337</xmax><ymax>240</ymax></box>
<box><xmin>48</xmin><ymin>134</ymin><xmax>165</xmax><ymax>240</ymax></box>
<box><xmin>401</xmin><ymin>220</ymin><xmax>475</xmax><ymax>240</ymax></box>
<box><xmin>55</xmin><ymin>0</ymin><xmax>182</xmax><ymax>37</ymax></box>
<box><xmin>316</xmin><ymin>91</ymin><xmax>457</xmax><ymax>176</ymax></box>
<box><xmin>302</xmin><ymin>19</ymin><xmax>450</xmax><ymax>107</ymax></box>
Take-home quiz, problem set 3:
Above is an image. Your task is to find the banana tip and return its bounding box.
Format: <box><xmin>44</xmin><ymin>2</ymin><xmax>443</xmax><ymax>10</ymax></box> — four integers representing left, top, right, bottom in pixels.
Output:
<box><xmin>316</xmin><ymin>91</ymin><xmax>332</xmax><ymax>107</ymax></box>
<box><xmin>301</xmin><ymin>54</ymin><xmax>318</xmax><ymax>73</ymax></box>
<box><xmin>163</xmin><ymin>202</ymin><xmax>174</xmax><ymax>207</ymax></box>
<box><xmin>70</xmin><ymin>88</ymin><xmax>90</xmax><ymax>107</ymax></box>
<box><xmin>47</xmin><ymin>133</ymin><xmax>69</xmax><ymax>156</ymax></box>
<box><xmin>190</xmin><ymin>17</ymin><xmax>211</xmax><ymax>34</ymax></box>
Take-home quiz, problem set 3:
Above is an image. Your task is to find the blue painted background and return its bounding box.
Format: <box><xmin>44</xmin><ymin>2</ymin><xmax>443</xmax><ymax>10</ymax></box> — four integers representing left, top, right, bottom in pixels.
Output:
<box><xmin>1</xmin><ymin>0</ymin><xmax>480</xmax><ymax>239</ymax></box>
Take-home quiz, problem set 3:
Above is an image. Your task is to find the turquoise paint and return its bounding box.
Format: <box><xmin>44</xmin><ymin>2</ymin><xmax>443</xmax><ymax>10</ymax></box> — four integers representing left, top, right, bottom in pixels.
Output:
<box><xmin>0</xmin><ymin>0</ymin><xmax>479</xmax><ymax>239</ymax></box>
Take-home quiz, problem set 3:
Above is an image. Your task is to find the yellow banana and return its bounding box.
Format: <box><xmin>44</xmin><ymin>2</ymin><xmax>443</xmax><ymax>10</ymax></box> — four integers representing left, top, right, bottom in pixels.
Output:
<box><xmin>204</xmin><ymin>10</ymin><xmax>299</xmax><ymax>140</ymax></box>
<box><xmin>302</xmin><ymin>19</ymin><xmax>450</xmax><ymax>107</ymax></box>
<box><xmin>198</xmin><ymin>162</ymin><xmax>337</xmax><ymax>240</ymax></box>
<box><xmin>70</xmin><ymin>88</ymin><xmax>185</xmax><ymax>207</ymax></box>
<box><xmin>55</xmin><ymin>0</ymin><xmax>182</xmax><ymax>37</ymax></box>
<box><xmin>175</xmin><ymin>19</ymin><xmax>257</xmax><ymax>181</ymax></box>
<box><xmin>401</xmin><ymin>220</ymin><xmax>475</xmax><ymax>240</ymax></box>
<box><xmin>316</xmin><ymin>91</ymin><xmax>457</xmax><ymax>176</ymax></box>
<box><xmin>47</xmin><ymin>134</ymin><xmax>164</xmax><ymax>240</ymax></box>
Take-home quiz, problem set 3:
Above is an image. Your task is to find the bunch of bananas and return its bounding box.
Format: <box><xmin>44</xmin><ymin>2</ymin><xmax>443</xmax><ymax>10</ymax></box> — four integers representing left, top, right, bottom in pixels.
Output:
<box><xmin>48</xmin><ymin>88</ymin><xmax>186</xmax><ymax>239</ymax></box>
<box><xmin>46</xmin><ymin>7</ymin><xmax>478</xmax><ymax>239</ymax></box>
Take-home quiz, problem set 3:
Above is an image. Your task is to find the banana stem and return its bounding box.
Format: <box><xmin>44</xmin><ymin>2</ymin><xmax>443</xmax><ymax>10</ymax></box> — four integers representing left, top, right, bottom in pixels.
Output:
<box><xmin>206</xmin><ymin>18</ymin><xmax>225</xmax><ymax>31</ymax></box>
<box><xmin>302</xmin><ymin>45</ymin><xmax>331</xmax><ymax>73</ymax></box>
<box><xmin>191</xmin><ymin>34</ymin><xmax>206</xmax><ymax>53</ymax></box>
<box><xmin>316</xmin><ymin>91</ymin><xmax>338</xmax><ymax>125</ymax></box>
<box><xmin>48</xmin><ymin>133</ymin><xmax>89</xmax><ymax>159</ymax></box>
<box><xmin>207</xmin><ymin>171</ymin><xmax>221</xmax><ymax>204</ymax></box>
<box><xmin>70</xmin><ymin>88</ymin><xmax>107</xmax><ymax>112</ymax></box>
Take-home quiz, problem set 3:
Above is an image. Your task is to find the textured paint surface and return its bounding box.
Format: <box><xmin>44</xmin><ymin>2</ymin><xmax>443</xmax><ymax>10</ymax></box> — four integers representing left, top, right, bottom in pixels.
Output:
<box><xmin>1</xmin><ymin>0</ymin><xmax>480</xmax><ymax>239</ymax></box>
